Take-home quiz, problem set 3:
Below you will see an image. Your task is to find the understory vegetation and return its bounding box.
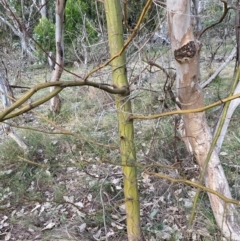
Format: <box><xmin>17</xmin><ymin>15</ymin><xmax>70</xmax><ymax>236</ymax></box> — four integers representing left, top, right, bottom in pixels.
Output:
<box><xmin>0</xmin><ymin>45</ymin><xmax>238</xmax><ymax>240</ymax></box>
<box><xmin>0</xmin><ymin>0</ymin><xmax>240</xmax><ymax>240</ymax></box>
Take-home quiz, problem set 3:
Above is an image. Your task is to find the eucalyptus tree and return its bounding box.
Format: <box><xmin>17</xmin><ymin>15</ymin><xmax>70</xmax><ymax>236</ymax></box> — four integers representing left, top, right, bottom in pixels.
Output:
<box><xmin>167</xmin><ymin>0</ymin><xmax>240</xmax><ymax>240</ymax></box>
<box><xmin>49</xmin><ymin>0</ymin><xmax>66</xmax><ymax>113</ymax></box>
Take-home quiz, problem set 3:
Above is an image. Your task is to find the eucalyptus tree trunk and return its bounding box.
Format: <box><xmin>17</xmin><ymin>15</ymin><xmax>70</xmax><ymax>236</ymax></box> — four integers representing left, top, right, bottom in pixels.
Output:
<box><xmin>49</xmin><ymin>0</ymin><xmax>66</xmax><ymax>113</ymax></box>
<box><xmin>167</xmin><ymin>0</ymin><xmax>240</xmax><ymax>240</ymax></box>
<box><xmin>104</xmin><ymin>0</ymin><xmax>144</xmax><ymax>240</ymax></box>
<box><xmin>40</xmin><ymin>0</ymin><xmax>47</xmax><ymax>18</ymax></box>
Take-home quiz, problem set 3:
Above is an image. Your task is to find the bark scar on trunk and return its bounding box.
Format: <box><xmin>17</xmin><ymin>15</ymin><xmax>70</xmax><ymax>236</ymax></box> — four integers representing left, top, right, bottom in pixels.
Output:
<box><xmin>57</xmin><ymin>41</ymin><xmax>63</xmax><ymax>60</ymax></box>
<box><xmin>174</xmin><ymin>41</ymin><xmax>196</xmax><ymax>63</ymax></box>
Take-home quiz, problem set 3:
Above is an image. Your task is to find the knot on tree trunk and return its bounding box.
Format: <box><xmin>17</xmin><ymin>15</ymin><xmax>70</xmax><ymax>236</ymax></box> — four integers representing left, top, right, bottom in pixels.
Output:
<box><xmin>174</xmin><ymin>41</ymin><xmax>196</xmax><ymax>63</ymax></box>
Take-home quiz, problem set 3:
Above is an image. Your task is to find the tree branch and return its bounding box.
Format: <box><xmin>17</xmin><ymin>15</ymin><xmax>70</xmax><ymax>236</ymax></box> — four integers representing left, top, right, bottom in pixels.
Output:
<box><xmin>0</xmin><ymin>80</ymin><xmax>129</xmax><ymax>121</ymax></box>
<box><xmin>146</xmin><ymin>171</ymin><xmax>240</xmax><ymax>206</ymax></box>
<box><xmin>129</xmin><ymin>92</ymin><xmax>240</xmax><ymax>120</ymax></box>
<box><xmin>198</xmin><ymin>0</ymin><xmax>234</xmax><ymax>39</ymax></box>
<box><xmin>0</xmin><ymin>15</ymin><xmax>21</xmax><ymax>37</ymax></box>
<box><xmin>201</xmin><ymin>47</ymin><xmax>237</xmax><ymax>88</ymax></box>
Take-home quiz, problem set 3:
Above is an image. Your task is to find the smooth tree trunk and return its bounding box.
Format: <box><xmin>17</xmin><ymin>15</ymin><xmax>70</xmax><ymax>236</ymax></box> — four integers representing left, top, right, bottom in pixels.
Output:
<box><xmin>49</xmin><ymin>0</ymin><xmax>66</xmax><ymax>113</ymax></box>
<box><xmin>40</xmin><ymin>0</ymin><xmax>47</xmax><ymax>18</ymax></box>
<box><xmin>104</xmin><ymin>0</ymin><xmax>144</xmax><ymax>240</ymax></box>
<box><xmin>167</xmin><ymin>0</ymin><xmax>240</xmax><ymax>240</ymax></box>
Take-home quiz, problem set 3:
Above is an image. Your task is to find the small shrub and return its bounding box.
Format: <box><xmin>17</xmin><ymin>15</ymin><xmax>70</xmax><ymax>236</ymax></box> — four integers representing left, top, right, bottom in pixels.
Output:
<box><xmin>33</xmin><ymin>17</ymin><xmax>55</xmax><ymax>60</ymax></box>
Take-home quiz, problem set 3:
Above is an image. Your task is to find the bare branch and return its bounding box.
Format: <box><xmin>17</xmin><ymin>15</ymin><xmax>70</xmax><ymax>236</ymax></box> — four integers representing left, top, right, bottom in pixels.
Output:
<box><xmin>201</xmin><ymin>47</ymin><xmax>237</xmax><ymax>88</ymax></box>
<box><xmin>0</xmin><ymin>80</ymin><xmax>129</xmax><ymax>121</ymax></box>
<box><xmin>146</xmin><ymin>171</ymin><xmax>240</xmax><ymax>206</ymax></box>
<box><xmin>0</xmin><ymin>15</ymin><xmax>21</xmax><ymax>37</ymax></box>
<box><xmin>129</xmin><ymin>92</ymin><xmax>240</xmax><ymax>120</ymax></box>
<box><xmin>198</xmin><ymin>0</ymin><xmax>234</xmax><ymax>39</ymax></box>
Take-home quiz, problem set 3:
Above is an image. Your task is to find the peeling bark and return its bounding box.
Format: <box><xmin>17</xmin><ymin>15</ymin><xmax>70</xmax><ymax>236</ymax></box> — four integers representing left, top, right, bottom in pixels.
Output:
<box><xmin>167</xmin><ymin>0</ymin><xmax>240</xmax><ymax>240</ymax></box>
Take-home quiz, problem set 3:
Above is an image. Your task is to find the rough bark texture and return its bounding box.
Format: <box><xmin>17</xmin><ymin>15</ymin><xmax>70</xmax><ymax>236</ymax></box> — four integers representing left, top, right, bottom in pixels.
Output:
<box><xmin>167</xmin><ymin>0</ymin><xmax>240</xmax><ymax>240</ymax></box>
<box><xmin>104</xmin><ymin>0</ymin><xmax>144</xmax><ymax>240</ymax></box>
<box><xmin>50</xmin><ymin>0</ymin><xmax>66</xmax><ymax>113</ymax></box>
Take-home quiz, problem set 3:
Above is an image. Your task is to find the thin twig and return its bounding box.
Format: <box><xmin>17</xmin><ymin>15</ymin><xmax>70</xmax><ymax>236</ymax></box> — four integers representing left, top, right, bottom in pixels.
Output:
<box><xmin>201</xmin><ymin>47</ymin><xmax>237</xmax><ymax>88</ymax></box>
<box><xmin>18</xmin><ymin>156</ymin><xmax>48</xmax><ymax>168</ymax></box>
<box><xmin>198</xmin><ymin>0</ymin><xmax>235</xmax><ymax>39</ymax></box>
<box><xmin>100</xmin><ymin>174</ymin><xmax>109</xmax><ymax>241</ymax></box>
